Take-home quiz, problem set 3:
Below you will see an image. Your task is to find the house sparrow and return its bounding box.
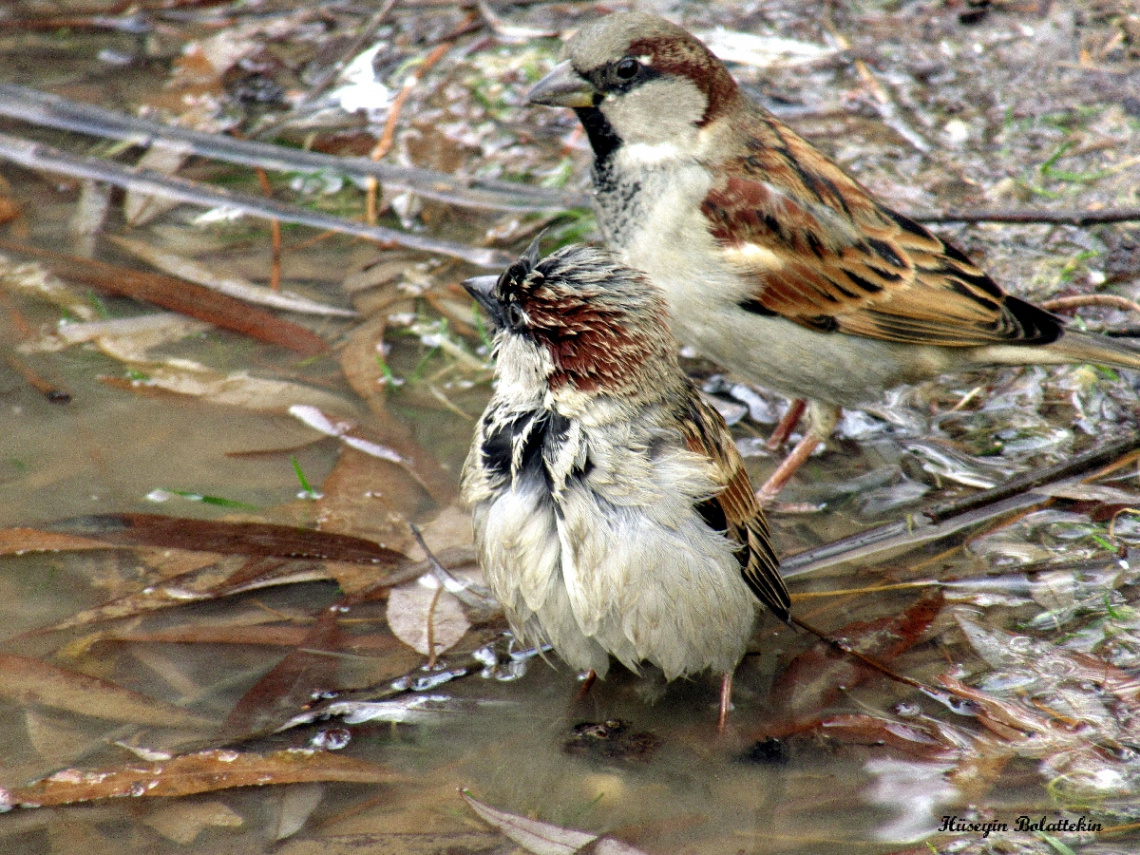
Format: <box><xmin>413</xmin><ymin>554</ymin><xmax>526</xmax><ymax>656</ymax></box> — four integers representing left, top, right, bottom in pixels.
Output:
<box><xmin>528</xmin><ymin>12</ymin><xmax>1140</xmax><ymax>501</ymax></box>
<box><xmin>460</xmin><ymin>242</ymin><xmax>790</xmax><ymax>729</ymax></box>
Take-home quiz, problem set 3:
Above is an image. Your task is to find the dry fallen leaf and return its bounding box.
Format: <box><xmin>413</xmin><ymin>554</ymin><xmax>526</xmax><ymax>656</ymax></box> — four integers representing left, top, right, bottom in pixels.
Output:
<box><xmin>0</xmin><ymin>652</ymin><xmax>215</xmax><ymax>729</ymax></box>
<box><xmin>143</xmin><ymin>798</ymin><xmax>244</xmax><ymax>844</ymax></box>
<box><xmin>387</xmin><ymin>576</ymin><xmax>471</xmax><ymax>658</ymax></box>
<box><xmin>110</xmin><ymin>234</ymin><xmax>356</xmax><ymax>317</ymax></box>
<box><xmin>461</xmin><ymin>790</ymin><xmax>649</xmax><ymax>855</ymax></box>
<box><xmin>2</xmin><ymin>748</ymin><xmax>397</xmax><ymax>808</ymax></box>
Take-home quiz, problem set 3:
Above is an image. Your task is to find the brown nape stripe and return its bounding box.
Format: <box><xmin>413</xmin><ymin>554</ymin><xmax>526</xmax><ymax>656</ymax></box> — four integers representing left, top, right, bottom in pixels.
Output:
<box><xmin>626</xmin><ymin>36</ymin><xmax>737</xmax><ymax>124</ymax></box>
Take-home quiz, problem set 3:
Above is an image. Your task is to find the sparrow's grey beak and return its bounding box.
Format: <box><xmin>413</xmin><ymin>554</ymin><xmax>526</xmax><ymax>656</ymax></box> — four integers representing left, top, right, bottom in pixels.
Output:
<box><xmin>462</xmin><ymin>275</ymin><xmax>505</xmax><ymax>328</ymax></box>
<box><xmin>528</xmin><ymin>60</ymin><xmax>597</xmax><ymax>108</ymax></box>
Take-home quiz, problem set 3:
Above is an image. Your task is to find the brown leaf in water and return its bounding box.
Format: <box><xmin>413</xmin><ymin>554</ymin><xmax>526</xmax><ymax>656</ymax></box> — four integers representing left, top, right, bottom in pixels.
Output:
<box><xmin>814</xmin><ymin>714</ymin><xmax>958</xmax><ymax>760</ymax></box>
<box><xmin>274</xmin><ymin>832</ymin><xmax>504</xmax><ymax>855</ymax></box>
<box><xmin>1</xmin><ymin>748</ymin><xmax>396</xmax><ymax>808</ymax></box>
<box><xmin>935</xmin><ymin>674</ymin><xmax>1077</xmax><ymax>744</ymax></box>
<box><xmin>0</xmin><ymin>528</ymin><xmax>116</xmax><ymax>556</ymax></box>
<box><xmin>40</xmin><ymin>554</ymin><xmax>327</xmax><ymax>633</ymax></box>
<box><xmin>219</xmin><ymin>603</ymin><xmax>345</xmax><ymax>741</ymax></box>
<box><xmin>772</xmin><ymin>593</ymin><xmax>944</xmax><ymax>718</ymax></box>
<box><xmin>102</xmin><ymin>623</ymin><xmax>405</xmax><ymax>653</ymax></box>
<box><xmin>387</xmin><ymin>577</ymin><xmax>471</xmax><ymax>657</ymax></box>
<box><xmin>339</xmin><ymin>301</ymin><xmax>397</xmax><ymax>411</ymax></box>
<box><xmin>461</xmin><ymin>789</ymin><xmax>650</xmax><ymax>855</ymax></box>
<box><xmin>0</xmin><ymin>238</ymin><xmax>329</xmax><ymax>355</ymax></box>
<box><xmin>334</xmin><ymin>310</ymin><xmax>457</xmax><ymax>504</ymax></box>
<box><xmin>0</xmin><ymin>652</ymin><xmax>214</xmax><ymax>729</ymax></box>
<box><xmin>0</xmin><ymin>193</ymin><xmax>21</xmax><ymax>225</ymax></box>
<box><xmin>315</xmin><ymin>448</ymin><xmax>426</xmax><ymax>567</ymax></box>
<box><xmin>53</xmin><ymin>514</ymin><xmax>404</xmax><ymax>565</ymax></box>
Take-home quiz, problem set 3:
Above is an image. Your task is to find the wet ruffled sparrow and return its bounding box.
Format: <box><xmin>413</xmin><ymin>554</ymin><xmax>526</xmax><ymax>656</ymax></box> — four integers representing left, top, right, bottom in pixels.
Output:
<box><xmin>461</xmin><ymin>242</ymin><xmax>790</xmax><ymax>728</ymax></box>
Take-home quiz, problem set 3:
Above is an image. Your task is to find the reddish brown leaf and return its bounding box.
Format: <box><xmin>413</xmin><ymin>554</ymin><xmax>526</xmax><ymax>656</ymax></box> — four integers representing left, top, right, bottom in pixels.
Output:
<box><xmin>53</xmin><ymin>514</ymin><xmax>404</xmax><ymax>565</ymax></box>
<box><xmin>1</xmin><ymin>748</ymin><xmax>396</xmax><ymax>808</ymax></box>
<box><xmin>0</xmin><ymin>528</ymin><xmax>115</xmax><ymax>556</ymax></box>
<box><xmin>220</xmin><ymin>604</ymin><xmax>344</xmax><ymax>740</ymax></box>
<box><xmin>772</xmin><ymin>593</ymin><xmax>944</xmax><ymax>718</ymax></box>
<box><xmin>0</xmin><ymin>652</ymin><xmax>213</xmax><ymax>728</ymax></box>
<box><xmin>0</xmin><ymin>194</ymin><xmax>21</xmax><ymax>225</ymax></box>
<box><xmin>815</xmin><ymin>714</ymin><xmax>958</xmax><ymax>760</ymax></box>
<box><xmin>104</xmin><ymin>624</ymin><xmax>407</xmax><ymax>652</ymax></box>
<box><xmin>0</xmin><ymin>238</ymin><xmax>328</xmax><ymax>356</ymax></box>
<box><xmin>935</xmin><ymin>674</ymin><xmax>1060</xmax><ymax>741</ymax></box>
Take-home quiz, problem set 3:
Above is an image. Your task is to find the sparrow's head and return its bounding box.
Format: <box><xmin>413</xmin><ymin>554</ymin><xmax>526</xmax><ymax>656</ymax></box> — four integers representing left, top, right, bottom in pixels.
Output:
<box><xmin>528</xmin><ymin>13</ymin><xmax>739</xmax><ymax>157</ymax></box>
<box><xmin>463</xmin><ymin>242</ymin><xmax>678</xmax><ymax>399</ymax></box>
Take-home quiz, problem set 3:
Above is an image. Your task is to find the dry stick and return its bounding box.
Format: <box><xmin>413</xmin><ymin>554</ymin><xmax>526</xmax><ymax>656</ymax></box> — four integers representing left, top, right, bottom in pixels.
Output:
<box><xmin>789</xmin><ymin>615</ymin><xmax>929</xmax><ymax>692</ymax></box>
<box><xmin>7</xmin><ymin>82</ymin><xmax>1140</xmax><ymax>227</ymax></box>
<box><xmin>253</xmin><ymin>167</ymin><xmax>282</xmax><ymax>292</ymax></box>
<box><xmin>1041</xmin><ymin>294</ymin><xmax>1140</xmax><ymax>316</ymax></box>
<box><xmin>915</xmin><ymin>206</ymin><xmax>1140</xmax><ymax>226</ymax></box>
<box><xmin>0</xmin><ymin>278</ymin><xmax>71</xmax><ymax>401</ymax></box>
<box><xmin>0</xmin><ymin>131</ymin><xmax>510</xmax><ymax>269</ymax></box>
<box><xmin>0</xmin><ymin>84</ymin><xmax>572</xmax><ymax>212</ymax></box>
<box><xmin>366</xmin><ymin>40</ymin><xmax>456</xmax><ymax>225</ymax></box>
<box><xmin>922</xmin><ymin>433</ymin><xmax>1140</xmax><ymax>523</ymax></box>
<box><xmin>0</xmin><ymin>350</ymin><xmax>71</xmax><ymax>403</ymax></box>
<box><xmin>780</xmin><ymin>430</ymin><xmax>1140</xmax><ymax>578</ymax></box>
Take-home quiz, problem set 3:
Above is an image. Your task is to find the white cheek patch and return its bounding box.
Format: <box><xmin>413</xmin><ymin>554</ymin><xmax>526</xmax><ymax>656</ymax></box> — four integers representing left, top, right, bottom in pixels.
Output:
<box><xmin>620</xmin><ymin>140</ymin><xmax>685</xmax><ymax>165</ymax></box>
<box><xmin>603</xmin><ymin>77</ymin><xmax>707</xmax><ymax>148</ymax></box>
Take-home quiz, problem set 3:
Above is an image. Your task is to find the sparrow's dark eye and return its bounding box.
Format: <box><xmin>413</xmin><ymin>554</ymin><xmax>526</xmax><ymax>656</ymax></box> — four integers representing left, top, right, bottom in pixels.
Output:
<box><xmin>506</xmin><ymin>302</ymin><xmax>527</xmax><ymax>329</ymax></box>
<box><xmin>614</xmin><ymin>57</ymin><xmax>640</xmax><ymax>80</ymax></box>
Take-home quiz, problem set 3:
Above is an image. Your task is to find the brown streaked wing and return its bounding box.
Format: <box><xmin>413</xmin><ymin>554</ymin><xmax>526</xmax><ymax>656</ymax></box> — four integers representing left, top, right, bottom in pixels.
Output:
<box><xmin>702</xmin><ymin>115</ymin><xmax>1062</xmax><ymax>347</ymax></box>
<box><xmin>680</xmin><ymin>392</ymin><xmax>789</xmax><ymax>622</ymax></box>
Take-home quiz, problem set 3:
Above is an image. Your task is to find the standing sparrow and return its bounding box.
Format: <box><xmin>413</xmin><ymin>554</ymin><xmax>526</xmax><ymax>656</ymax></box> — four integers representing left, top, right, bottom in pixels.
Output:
<box><xmin>460</xmin><ymin>242</ymin><xmax>790</xmax><ymax>729</ymax></box>
<box><xmin>528</xmin><ymin>12</ymin><xmax>1140</xmax><ymax>501</ymax></box>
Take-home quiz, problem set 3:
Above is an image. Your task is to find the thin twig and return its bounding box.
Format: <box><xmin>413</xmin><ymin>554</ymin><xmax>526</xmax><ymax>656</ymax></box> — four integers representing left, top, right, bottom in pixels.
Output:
<box><xmin>0</xmin><ymin>131</ymin><xmax>511</xmax><ymax>268</ymax></box>
<box><xmin>0</xmin><ymin>350</ymin><xmax>71</xmax><ymax>403</ymax></box>
<box><xmin>1040</xmin><ymin>294</ymin><xmax>1140</xmax><ymax>316</ymax></box>
<box><xmin>366</xmin><ymin>40</ymin><xmax>457</xmax><ymax>224</ymax></box>
<box><xmin>425</xmin><ymin>584</ymin><xmax>444</xmax><ymax>669</ymax></box>
<box><xmin>253</xmin><ymin>167</ymin><xmax>282</xmax><ymax>292</ymax></box>
<box><xmin>790</xmin><ymin>615</ymin><xmax>929</xmax><ymax>691</ymax></box>
<box><xmin>0</xmin><ymin>83</ymin><xmax>580</xmax><ymax>212</ymax></box>
<box><xmin>408</xmin><ymin>524</ymin><xmax>497</xmax><ymax>616</ymax></box>
<box><xmin>780</xmin><ymin>431</ymin><xmax>1140</xmax><ymax>577</ymax></box>
<box><xmin>914</xmin><ymin>206</ymin><xmax>1140</xmax><ymax>226</ymax></box>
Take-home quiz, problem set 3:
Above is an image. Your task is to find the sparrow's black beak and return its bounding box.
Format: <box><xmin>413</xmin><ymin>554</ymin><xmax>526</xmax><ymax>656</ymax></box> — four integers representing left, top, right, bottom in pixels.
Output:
<box><xmin>528</xmin><ymin>60</ymin><xmax>597</xmax><ymax>108</ymax></box>
<box><xmin>462</xmin><ymin>275</ymin><xmax>505</xmax><ymax>329</ymax></box>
